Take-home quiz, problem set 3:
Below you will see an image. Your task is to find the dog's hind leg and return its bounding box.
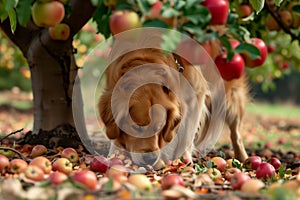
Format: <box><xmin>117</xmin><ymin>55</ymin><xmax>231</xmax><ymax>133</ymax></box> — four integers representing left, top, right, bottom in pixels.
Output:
<box><xmin>228</xmin><ymin>117</ymin><xmax>248</xmax><ymax>162</ymax></box>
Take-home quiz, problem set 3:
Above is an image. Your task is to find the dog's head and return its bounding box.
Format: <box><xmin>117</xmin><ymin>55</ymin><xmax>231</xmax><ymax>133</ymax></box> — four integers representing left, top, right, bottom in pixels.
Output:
<box><xmin>99</xmin><ymin>48</ymin><xmax>183</xmax><ymax>166</ymax></box>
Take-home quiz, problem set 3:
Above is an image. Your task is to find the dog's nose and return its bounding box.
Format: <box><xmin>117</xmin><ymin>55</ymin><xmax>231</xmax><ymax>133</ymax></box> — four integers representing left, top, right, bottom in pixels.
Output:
<box><xmin>142</xmin><ymin>153</ymin><xmax>159</xmax><ymax>165</ymax></box>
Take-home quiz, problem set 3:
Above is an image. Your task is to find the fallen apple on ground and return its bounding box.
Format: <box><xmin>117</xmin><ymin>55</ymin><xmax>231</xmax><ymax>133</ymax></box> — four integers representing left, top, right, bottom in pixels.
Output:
<box><xmin>72</xmin><ymin>170</ymin><xmax>98</xmax><ymax>191</ymax></box>
<box><xmin>61</xmin><ymin>147</ymin><xmax>79</xmax><ymax>163</ymax></box>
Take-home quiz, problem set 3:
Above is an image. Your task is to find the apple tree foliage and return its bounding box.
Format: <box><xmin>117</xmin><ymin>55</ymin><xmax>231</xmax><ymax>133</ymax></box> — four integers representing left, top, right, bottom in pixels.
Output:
<box><xmin>0</xmin><ymin>0</ymin><xmax>299</xmax><ymax>145</ymax></box>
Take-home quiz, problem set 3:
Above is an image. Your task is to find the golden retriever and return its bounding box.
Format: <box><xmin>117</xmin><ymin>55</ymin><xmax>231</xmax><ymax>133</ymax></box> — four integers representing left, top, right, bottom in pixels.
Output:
<box><xmin>99</xmin><ymin>37</ymin><xmax>248</xmax><ymax>168</ymax></box>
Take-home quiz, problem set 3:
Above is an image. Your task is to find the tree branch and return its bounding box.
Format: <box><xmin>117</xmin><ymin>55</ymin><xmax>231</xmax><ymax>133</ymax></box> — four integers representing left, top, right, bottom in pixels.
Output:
<box><xmin>265</xmin><ymin>2</ymin><xmax>300</xmax><ymax>42</ymax></box>
<box><xmin>67</xmin><ymin>0</ymin><xmax>97</xmax><ymax>37</ymax></box>
<box><xmin>0</xmin><ymin>19</ymin><xmax>37</xmax><ymax>56</ymax></box>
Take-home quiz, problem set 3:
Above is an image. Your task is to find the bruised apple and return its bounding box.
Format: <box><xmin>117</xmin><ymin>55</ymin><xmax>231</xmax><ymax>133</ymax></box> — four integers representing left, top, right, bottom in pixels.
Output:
<box><xmin>32</xmin><ymin>1</ymin><xmax>65</xmax><ymax>27</ymax></box>
<box><xmin>109</xmin><ymin>10</ymin><xmax>141</xmax><ymax>35</ymax></box>
<box><xmin>49</xmin><ymin>23</ymin><xmax>70</xmax><ymax>41</ymax></box>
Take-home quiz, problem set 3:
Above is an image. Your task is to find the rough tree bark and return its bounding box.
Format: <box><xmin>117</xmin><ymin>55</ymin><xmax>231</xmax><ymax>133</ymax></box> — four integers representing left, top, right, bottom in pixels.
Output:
<box><xmin>0</xmin><ymin>0</ymin><xmax>96</xmax><ymax>148</ymax></box>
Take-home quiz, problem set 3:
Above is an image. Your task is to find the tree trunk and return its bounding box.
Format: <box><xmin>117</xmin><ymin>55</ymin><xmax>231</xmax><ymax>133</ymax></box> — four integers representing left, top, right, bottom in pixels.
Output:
<box><xmin>0</xmin><ymin>0</ymin><xmax>97</xmax><ymax>148</ymax></box>
<box><xmin>23</xmin><ymin>30</ymin><xmax>83</xmax><ymax>147</ymax></box>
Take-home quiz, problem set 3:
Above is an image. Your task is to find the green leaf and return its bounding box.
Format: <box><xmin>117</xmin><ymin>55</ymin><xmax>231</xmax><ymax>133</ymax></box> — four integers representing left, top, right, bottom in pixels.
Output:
<box><xmin>274</xmin><ymin>0</ymin><xmax>284</xmax><ymax>7</ymax></box>
<box><xmin>184</xmin><ymin>5</ymin><xmax>210</xmax><ymax>25</ymax></box>
<box><xmin>104</xmin><ymin>177</ymin><xmax>114</xmax><ymax>191</ymax></box>
<box><xmin>220</xmin><ymin>36</ymin><xmax>234</xmax><ymax>61</ymax></box>
<box><xmin>143</xmin><ymin>19</ymin><xmax>168</xmax><ymax>28</ymax></box>
<box><xmin>8</xmin><ymin>9</ymin><xmax>17</xmax><ymax>33</ymax></box>
<box><xmin>292</xmin><ymin>5</ymin><xmax>300</xmax><ymax>13</ymax></box>
<box><xmin>91</xmin><ymin>0</ymin><xmax>99</xmax><ymax>6</ymax></box>
<box><xmin>161</xmin><ymin>29</ymin><xmax>181</xmax><ymax>53</ymax></box>
<box><xmin>161</xmin><ymin>7</ymin><xmax>179</xmax><ymax>18</ymax></box>
<box><xmin>92</xmin><ymin>3</ymin><xmax>111</xmax><ymax>38</ymax></box>
<box><xmin>16</xmin><ymin>0</ymin><xmax>33</xmax><ymax>26</ymax></box>
<box><xmin>0</xmin><ymin>10</ymin><xmax>9</xmax><ymax>22</ymax></box>
<box><xmin>185</xmin><ymin>0</ymin><xmax>203</xmax><ymax>10</ymax></box>
<box><xmin>3</xmin><ymin>0</ymin><xmax>16</xmax><ymax>12</ymax></box>
<box><xmin>235</xmin><ymin>43</ymin><xmax>261</xmax><ymax>59</ymax></box>
<box><xmin>174</xmin><ymin>0</ymin><xmax>186</xmax><ymax>10</ymax></box>
<box><xmin>249</xmin><ymin>0</ymin><xmax>265</xmax><ymax>14</ymax></box>
<box><xmin>181</xmin><ymin>22</ymin><xmax>204</xmax><ymax>35</ymax></box>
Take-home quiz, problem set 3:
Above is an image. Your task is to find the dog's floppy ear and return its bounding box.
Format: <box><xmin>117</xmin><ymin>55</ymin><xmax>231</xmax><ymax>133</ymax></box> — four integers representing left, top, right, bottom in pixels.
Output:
<box><xmin>99</xmin><ymin>92</ymin><xmax>120</xmax><ymax>139</ymax></box>
<box><xmin>162</xmin><ymin>113</ymin><xmax>180</xmax><ymax>143</ymax></box>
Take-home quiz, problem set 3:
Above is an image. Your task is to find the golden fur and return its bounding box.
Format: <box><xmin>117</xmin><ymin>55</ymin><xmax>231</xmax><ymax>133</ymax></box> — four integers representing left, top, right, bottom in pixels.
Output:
<box><xmin>99</xmin><ymin>48</ymin><xmax>248</xmax><ymax>167</ymax></box>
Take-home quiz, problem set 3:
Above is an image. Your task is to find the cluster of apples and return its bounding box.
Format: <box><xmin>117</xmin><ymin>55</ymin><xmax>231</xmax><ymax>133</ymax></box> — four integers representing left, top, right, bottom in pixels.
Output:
<box><xmin>31</xmin><ymin>0</ymin><xmax>70</xmax><ymax>41</ymax></box>
<box><xmin>215</xmin><ymin>38</ymin><xmax>268</xmax><ymax>81</ymax></box>
<box><xmin>266</xmin><ymin>1</ymin><xmax>300</xmax><ymax>31</ymax></box>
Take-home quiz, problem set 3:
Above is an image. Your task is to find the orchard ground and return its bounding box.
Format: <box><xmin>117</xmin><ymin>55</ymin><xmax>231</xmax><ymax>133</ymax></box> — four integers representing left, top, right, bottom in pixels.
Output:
<box><xmin>0</xmin><ymin>90</ymin><xmax>299</xmax><ymax>154</ymax></box>
<box><xmin>0</xmin><ymin>90</ymin><xmax>299</xmax><ymax>199</ymax></box>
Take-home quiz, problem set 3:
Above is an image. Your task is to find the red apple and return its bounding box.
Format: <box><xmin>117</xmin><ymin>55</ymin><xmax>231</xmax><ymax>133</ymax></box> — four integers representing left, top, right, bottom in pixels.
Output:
<box><xmin>267</xmin><ymin>44</ymin><xmax>276</xmax><ymax>53</ymax></box>
<box><xmin>90</xmin><ymin>156</ymin><xmax>109</xmax><ymax>173</ymax></box>
<box><xmin>206</xmin><ymin>168</ymin><xmax>222</xmax><ymax>180</ymax></box>
<box><xmin>202</xmin><ymin>0</ymin><xmax>229</xmax><ymax>25</ymax></box>
<box><xmin>128</xmin><ymin>174</ymin><xmax>153</xmax><ymax>191</ymax></box>
<box><xmin>237</xmin><ymin>4</ymin><xmax>252</xmax><ymax>18</ymax></box>
<box><xmin>279</xmin><ymin>11</ymin><xmax>293</xmax><ymax>27</ymax></box>
<box><xmin>280</xmin><ymin>61</ymin><xmax>290</xmax><ymax>70</ymax></box>
<box><xmin>30</xmin><ymin>145</ymin><xmax>48</xmax><ymax>158</ymax></box>
<box><xmin>269</xmin><ymin>157</ymin><xmax>281</xmax><ymax>170</ymax></box>
<box><xmin>242</xmin><ymin>38</ymin><xmax>268</xmax><ymax>68</ymax></box>
<box><xmin>73</xmin><ymin>170</ymin><xmax>98</xmax><ymax>190</ymax></box>
<box><xmin>243</xmin><ymin>156</ymin><xmax>262</xmax><ymax>170</ymax></box>
<box><xmin>161</xmin><ymin>174</ymin><xmax>184</xmax><ymax>190</ymax></box>
<box><xmin>230</xmin><ymin>172</ymin><xmax>251</xmax><ymax>190</ymax></box>
<box><xmin>241</xmin><ymin>179</ymin><xmax>265</xmax><ymax>193</ymax></box>
<box><xmin>30</xmin><ymin>156</ymin><xmax>52</xmax><ymax>174</ymax></box>
<box><xmin>215</xmin><ymin>52</ymin><xmax>245</xmax><ymax>81</ymax></box>
<box><xmin>9</xmin><ymin>159</ymin><xmax>28</xmax><ymax>174</ymax></box>
<box><xmin>49</xmin><ymin>23</ymin><xmax>70</xmax><ymax>41</ymax></box>
<box><xmin>148</xmin><ymin>1</ymin><xmax>162</xmax><ymax>18</ymax></box>
<box><xmin>25</xmin><ymin>165</ymin><xmax>45</xmax><ymax>182</ymax></box>
<box><xmin>109</xmin><ymin>10</ymin><xmax>141</xmax><ymax>35</ymax></box>
<box><xmin>52</xmin><ymin>158</ymin><xmax>73</xmax><ymax>174</ymax></box>
<box><xmin>256</xmin><ymin>162</ymin><xmax>276</xmax><ymax>179</ymax></box>
<box><xmin>229</xmin><ymin>38</ymin><xmax>240</xmax><ymax>49</ymax></box>
<box><xmin>224</xmin><ymin>167</ymin><xmax>241</xmax><ymax>181</ymax></box>
<box><xmin>49</xmin><ymin>171</ymin><xmax>68</xmax><ymax>185</ymax></box>
<box><xmin>0</xmin><ymin>154</ymin><xmax>10</xmax><ymax>172</ymax></box>
<box><xmin>32</xmin><ymin>1</ymin><xmax>65</xmax><ymax>27</ymax></box>
<box><xmin>61</xmin><ymin>147</ymin><xmax>79</xmax><ymax>163</ymax></box>
<box><xmin>176</xmin><ymin>39</ymin><xmax>212</xmax><ymax>66</ymax></box>
<box><xmin>108</xmin><ymin>157</ymin><xmax>123</xmax><ymax>167</ymax></box>
<box><xmin>211</xmin><ymin>157</ymin><xmax>227</xmax><ymax>171</ymax></box>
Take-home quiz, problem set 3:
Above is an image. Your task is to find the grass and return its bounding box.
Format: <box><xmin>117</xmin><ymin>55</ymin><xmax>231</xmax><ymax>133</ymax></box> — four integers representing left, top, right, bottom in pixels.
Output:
<box><xmin>246</xmin><ymin>101</ymin><xmax>300</xmax><ymax>119</ymax></box>
<box><xmin>217</xmin><ymin>101</ymin><xmax>300</xmax><ymax>153</ymax></box>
